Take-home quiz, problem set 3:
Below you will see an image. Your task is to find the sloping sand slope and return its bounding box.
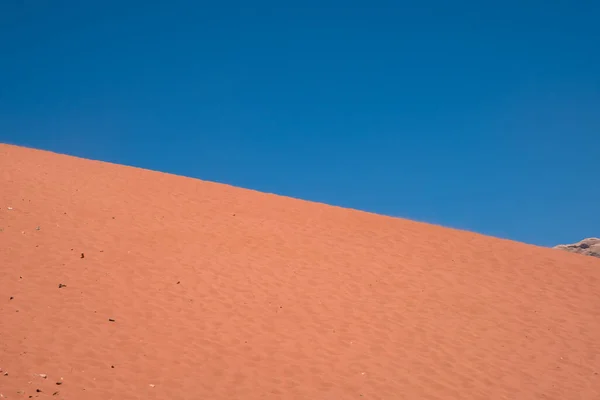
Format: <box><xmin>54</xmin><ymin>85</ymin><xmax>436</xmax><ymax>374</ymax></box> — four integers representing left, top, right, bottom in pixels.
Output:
<box><xmin>1</xmin><ymin>143</ymin><xmax>599</xmax><ymax>400</ymax></box>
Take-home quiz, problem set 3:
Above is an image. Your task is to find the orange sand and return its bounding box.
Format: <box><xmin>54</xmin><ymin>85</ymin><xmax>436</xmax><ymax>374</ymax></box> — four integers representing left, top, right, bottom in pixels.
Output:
<box><xmin>1</xmin><ymin>143</ymin><xmax>599</xmax><ymax>400</ymax></box>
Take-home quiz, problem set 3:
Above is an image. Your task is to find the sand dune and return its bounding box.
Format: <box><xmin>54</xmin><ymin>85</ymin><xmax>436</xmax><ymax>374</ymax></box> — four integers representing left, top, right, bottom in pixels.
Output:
<box><xmin>1</xmin><ymin>143</ymin><xmax>599</xmax><ymax>400</ymax></box>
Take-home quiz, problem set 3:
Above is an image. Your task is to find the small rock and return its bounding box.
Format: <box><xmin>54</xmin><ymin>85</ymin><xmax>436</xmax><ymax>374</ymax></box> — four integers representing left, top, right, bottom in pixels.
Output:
<box><xmin>53</xmin><ymin>391</ymin><xmax>60</xmax><ymax>396</ymax></box>
<box><xmin>35</xmin><ymin>226</ymin><xmax>40</xmax><ymax>231</ymax></box>
<box><xmin>36</xmin><ymin>389</ymin><xmax>42</xmax><ymax>392</ymax></box>
<box><xmin>9</xmin><ymin>297</ymin><xmax>13</xmax><ymax>300</ymax></box>
<box><xmin>39</xmin><ymin>374</ymin><xmax>47</xmax><ymax>379</ymax></box>
<box><xmin>149</xmin><ymin>384</ymin><xmax>155</xmax><ymax>388</ymax></box>
<box><xmin>56</xmin><ymin>381</ymin><xmax>62</xmax><ymax>385</ymax></box>
<box><xmin>80</xmin><ymin>253</ymin><xmax>85</xmax><ymax>259</ymax></box>
<box><xmin>58</xmin><ymin>284</ymin><xmax>67</xmax><ymax>289</ymax></box>
<box><xmin>7</xmin><ymin>207</ymin><xmax>13</xmax><ymax>210</ymax></box>
<box><xmin>108</xmin><ymin>318</ymin><xmax>115</xmax><ymax>322</ymax></box>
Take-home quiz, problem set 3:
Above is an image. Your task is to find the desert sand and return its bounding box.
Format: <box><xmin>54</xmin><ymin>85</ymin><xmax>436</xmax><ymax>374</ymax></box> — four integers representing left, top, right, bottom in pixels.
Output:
<box><xmin>1</xmin><ymin>143</ymin><xmax>599</xmax><ymax>400</ymax></box>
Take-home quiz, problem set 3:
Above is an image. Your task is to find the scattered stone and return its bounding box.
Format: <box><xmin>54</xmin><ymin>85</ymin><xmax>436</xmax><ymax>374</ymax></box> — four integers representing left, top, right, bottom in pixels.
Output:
<box><xmin>108</xmin><ymin>318</ymin><xmax>115</xmax><ymax>322</ymax></box>
<box><xmin>554</xmin><ymin>238</ymin><xmax>600</xmax><ymax>258</ymax></box>
<box><xmin>39</xmin><ymin>374</ymin><xmax>47</xmax><ymax>379</ymax></box>
<box><xmin>177</xmin><ymin>281</ymin><xmax>180</xmax><ymax>284</ymax></box>
<box><xmin>35</xmin><ymin>226</ymin><xmax>40</xmax><ymax>231</ymax></box>
<box><xmin>55</xmin><ymin>382</ymin><xmax>62</xmax><ymax>385</ymax></box>
<box><xmin>149</xmin><ymin>384</ymin><xmax>155</xmax><ymax>388</ymax></box>
<box><xmin>53</xmin><ymin>391</ymin><xmax>60</xmax><ymax>396</ymax></box>
<box><xmin>80</xmin><ymin>253</ymin><xmax>85</xmax><ymax>259</ymax></box>
<box><xmin>58</xmin><ymin>284</ymin><xmax>67</xmax><ymax>289</ymax></box>
<box><xmin>9</xmin><ymin>297</ymin><xmax>13</xmax><ymax>300</ymax></box>
<box><xmin>36</xmin><ymin>389</ymin><xmax>41</xmax><ymax>392</ymax></box>
<box><xmin>111</xmin><ymin>365</ymin><xmax>115</xmax><ymax>368</ymax></box>
<box><xmin>7</xmin><ymin>207</ymin><xmax>13</xmax><ymax>210</ymax></box>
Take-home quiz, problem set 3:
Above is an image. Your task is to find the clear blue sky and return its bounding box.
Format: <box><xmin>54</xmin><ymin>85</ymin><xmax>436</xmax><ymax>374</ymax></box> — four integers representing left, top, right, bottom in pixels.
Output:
<box><xmin>1</xmin><ymin>1</ymin><xmax>598</xmax><ymax>247</ymax></box>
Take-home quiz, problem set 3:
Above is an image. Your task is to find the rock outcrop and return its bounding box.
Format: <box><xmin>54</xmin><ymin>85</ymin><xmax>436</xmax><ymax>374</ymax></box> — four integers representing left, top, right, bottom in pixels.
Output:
<box><xmin>553</xmin><ymin>238</ymin><xmax>600</xmax><ymax>258</ymax></box>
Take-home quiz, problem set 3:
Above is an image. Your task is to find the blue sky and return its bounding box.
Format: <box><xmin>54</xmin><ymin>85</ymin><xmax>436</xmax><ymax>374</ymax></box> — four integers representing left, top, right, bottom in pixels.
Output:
<box><xmin>1</xmin><ymin>0</ymin><xmax>598</xmax><ymax>247</ymax></box>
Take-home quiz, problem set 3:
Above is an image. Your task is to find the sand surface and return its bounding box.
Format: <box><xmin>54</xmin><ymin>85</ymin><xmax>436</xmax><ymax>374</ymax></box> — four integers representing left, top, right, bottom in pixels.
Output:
<box><xmin>1</xmin><ymin>143</ymin><xmax>599</xmax><ymax>400</ymax></box>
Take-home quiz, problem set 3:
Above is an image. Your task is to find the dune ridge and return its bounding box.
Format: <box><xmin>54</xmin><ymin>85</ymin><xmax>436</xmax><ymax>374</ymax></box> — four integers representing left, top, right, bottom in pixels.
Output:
<box><xmin>1</xmin><ymin>143</ymin><xmax>599</xmax><ymax>400</ymax></box>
